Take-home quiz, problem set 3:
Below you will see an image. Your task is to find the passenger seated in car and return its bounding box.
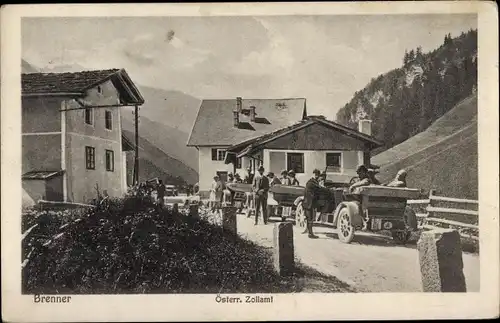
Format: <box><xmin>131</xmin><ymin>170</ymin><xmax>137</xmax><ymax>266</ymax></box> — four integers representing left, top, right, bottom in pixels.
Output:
<box><xmin>349</xmin><ymin>165</ymin><xmax>372</xmax><ymax>192</ymax></box>
<box><xmin>368</xmin><ymin>168</ymin><xmax>381</xmax><ymax>185</ymax></box>
<box><xmin>385</xmin><ymin>169</ymin><xmax>408</xmax><ymax>187</ymax></box>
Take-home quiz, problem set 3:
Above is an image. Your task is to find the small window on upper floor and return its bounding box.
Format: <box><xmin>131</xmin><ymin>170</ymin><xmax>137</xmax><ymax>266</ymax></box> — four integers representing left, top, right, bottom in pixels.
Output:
<box><xmin>105</xmin><ymin>149</ymin><xmax>114</xmax><ymax>172</ymax></box>
<box><xmin>211</xmin><ymin>148</ymin><xmax>227</xmax><ymax>161</ymax></box>
<box><xmin>85</xmin><ymin>108</ymin><xmax>94</xmax><ymax>126</ymax></box>
<box><xmin>105</xmin><ymin>110</ymin><xmax>113</xmax><ymax>130</ymax></box>
<box><xmin>97</xmin><ymin>85</ymin><xmax>103</xmax><ymax>94</ymax></box>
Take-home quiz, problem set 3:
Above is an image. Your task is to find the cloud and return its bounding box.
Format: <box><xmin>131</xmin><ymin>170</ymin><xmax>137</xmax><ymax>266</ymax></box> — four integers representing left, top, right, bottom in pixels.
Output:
<box><xmin>134</xmin><ymin>33</ymin><xmax>154</xmax><ymax>42</ymax></box>
<box><xmin>123</xmin><ymin>49</ymin><xmax>155</xmax><ymax>66</ymax></box>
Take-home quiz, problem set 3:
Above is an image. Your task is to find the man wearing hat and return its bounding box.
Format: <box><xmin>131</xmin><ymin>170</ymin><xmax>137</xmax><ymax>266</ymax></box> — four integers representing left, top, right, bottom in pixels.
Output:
<box><xmin>252</xmin><ymin>165</ymin><xmax>270</xmax><ymax>225</ymax></box>
<box><xmin>268</xmin><ymin>171</ymin><xmax>281</xmax><ymax>187</ymax></box>
<box><xmin>279</xmin><ymin>169</ymin><xmax>291</xmax><ymax>186</ymax></box>
<box><xmin>349</xmin><ymin>165</ymin><xmax>372</xmax><ymax>192</ymax></box>
<box><xmin>244</xmin><ymin>166</ymin><xmax>254</xmax><ymax>184</ymax></box>
<box><xmin>386</xmin><ymin>169</ymin><xmax>408</xmax><ymax>187</ymax></box>
<box><xmin>302</xmin><ymin>169</ymin><xmax>323</xmax><ymax>238</ymax></box>
<box><xmin>288</xmin><ymin>169</ymin><xmax>300</xmax><ymax>186</ymax></box>
<box><xmin>233</xmin><ymin>173</ymin><xmax>243</xmax><ymax>183</ymax></box>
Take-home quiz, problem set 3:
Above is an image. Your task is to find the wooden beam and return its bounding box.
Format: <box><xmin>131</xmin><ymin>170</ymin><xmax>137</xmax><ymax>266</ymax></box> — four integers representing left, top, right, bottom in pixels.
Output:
<box><xmin>134</xmin><ymin>105</ymin><xmax>140</xmax><ymax>185</ymax></box>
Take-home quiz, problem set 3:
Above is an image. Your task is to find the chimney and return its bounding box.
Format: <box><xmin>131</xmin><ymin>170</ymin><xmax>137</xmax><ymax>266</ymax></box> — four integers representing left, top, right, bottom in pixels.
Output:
<box><xmin>358</xmin><ymin>119</ymin><xmax>372</xmax><ymax>136</ymax></box>
<box><xmin>233</xmin><ymin>110</ymin><xmax>239</xmax><ymax>127</ymax></box>
<box><xmin>250</xmin><ymin>106</ymin><xmax>256</xmax><ymax>122</ymax></box>
<box><xmin>236</xmin><ymin>97</ymin><xmax>242</xmax><ymax>112</ymax></box>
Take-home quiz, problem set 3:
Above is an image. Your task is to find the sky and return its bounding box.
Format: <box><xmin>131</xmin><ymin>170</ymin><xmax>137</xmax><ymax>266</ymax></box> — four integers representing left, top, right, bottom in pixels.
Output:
<box><xmin>22</xmin><ymin>14</ymin><xmax>477</xmax><ymax>119</ymax></box>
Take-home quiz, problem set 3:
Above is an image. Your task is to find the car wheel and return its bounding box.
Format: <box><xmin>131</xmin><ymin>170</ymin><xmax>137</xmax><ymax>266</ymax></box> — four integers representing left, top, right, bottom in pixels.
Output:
<box><xmin>392</xmin><ymin>230</ymin><xmax>411</xmax><ymax>244</ymax></box>
<box><xmin>337</xmin><ymin>207</ymin><xmax>355</xmax><ymax>243</ymax></box>
<box><xmin>404</xmin><ymin>207</ymin><xmax>418</xmax><ymax>231</ymax></box>
<box><xmin>295</xmin><ymin>202</ymin><xmax>306</xmax><ymax>228</ymax></box>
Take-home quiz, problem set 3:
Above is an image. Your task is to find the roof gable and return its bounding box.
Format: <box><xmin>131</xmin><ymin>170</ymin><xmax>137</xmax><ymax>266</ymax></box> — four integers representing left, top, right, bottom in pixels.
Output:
<box><xmin>22</xmin><ymin>69</ymin><xmax>144</xmax><ymax>105</ymax></box>
<box><xmin>187</xmin><ymin>98</ymin><xmax>306</xmax><ymax>147</ymax></box>
<box><xmin>228</xmin><ymin>116</ymin><xmax>383</xmax><ymax>157</ymax></box>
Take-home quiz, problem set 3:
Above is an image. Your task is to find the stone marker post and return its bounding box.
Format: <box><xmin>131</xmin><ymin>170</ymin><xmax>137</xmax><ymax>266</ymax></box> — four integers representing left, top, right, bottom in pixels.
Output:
<box><xmin>273</xmin><ymin>222</ymin><xmax>295</xmax><ymax>276</ymax></box>
<box><xmin>222</xmin><ymin>206</ymin><xmax>237</xmax><ymax>236</ymax></box>
<box><xmin>417</xmin><ymin>228</ymin><xmax>467</xmax><ymax>292</ymax></box>
<box><xmin>189</xmin><ymin>202</ymin><xmax>199</xmax><ymax>218</ymax></box>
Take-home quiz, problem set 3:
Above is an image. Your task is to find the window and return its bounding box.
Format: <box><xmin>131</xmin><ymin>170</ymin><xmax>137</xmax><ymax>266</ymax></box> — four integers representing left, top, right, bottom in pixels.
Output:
<box><xmin>97</xmin><ymin>85</ymin><xmax>103</xmax><ymax>94</ymax></box>
<box><xmin>286</xmin><ymin>152</ymin><xmax>304</xmax><ymax>174</ymax></box>
<box><xmin>211</xmin><ymin>148</ymin><xmax>226</xmax><ymax>161</ymax></box>
<box><xmin>326</xmin><ymin>152</ymin><xmax>342</xmax><ymax>173</ymax></box>
<box><xmin>84</xmin><ymin>108</ymin><xmax>93</xmax><ymax>125</ymax></box>
<box><xmin>105</xmin><ymin>111</ymin><xmax>112</xmax><ymax>130</ymax></box>
<box><xmin>105</xmin><ymin>150</ymin><xmax>114</xmax><ymax>172</ymax></box>
<box><xmin>217</xmin><ymin>149</ymin><xmax>226</xmax><ymax>161</ymax></box>
<box><xmin>85</xmin><ymin>146</ymin><xmax>95</xmax><ymax>170</ymax></box>
<box><xmin>236</xmin><ymin>157</ymin><xmax>242</xmax><ymax>169</ymax></box>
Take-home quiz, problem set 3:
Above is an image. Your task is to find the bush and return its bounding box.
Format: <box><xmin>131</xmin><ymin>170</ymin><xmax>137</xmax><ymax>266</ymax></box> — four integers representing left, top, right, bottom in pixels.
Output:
<box><xmin>22</xmin><ymin>192</ymin><xmax>302</xmax><ymax>294</ymax></box>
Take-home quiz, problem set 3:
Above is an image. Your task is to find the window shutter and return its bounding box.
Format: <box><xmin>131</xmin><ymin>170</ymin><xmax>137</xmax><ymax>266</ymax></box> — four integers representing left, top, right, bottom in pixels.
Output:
<box><xmin>211</xmin><ymin>148</ymin><xmax>217</xmax><ymax>161</ymax></box>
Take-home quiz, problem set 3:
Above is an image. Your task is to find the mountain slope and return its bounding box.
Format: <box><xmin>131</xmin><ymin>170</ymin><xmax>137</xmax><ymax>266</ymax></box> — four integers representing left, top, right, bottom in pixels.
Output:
<box><xmin>122</xmin><ymin>129</ymin><xmax>198</xmax><ymax>185</ymax></box>
<box><xmin>372</xmin><ymin>94</ymin><xmax>477</xmax><ymax>199</ymax></box>
<box><xmin>121</xmin><ymin>113</ymin><xmax>199</xmax><ymax>172</ymax></box>
<box><xmin>337</xmin><ymin>29</ymin><xmax>477</xmax><ymax>153</ymax></box>
<box><xmin>129</xmin><ymin>85</ymin><xmax>201</xmax><ymax>132</ymax></box>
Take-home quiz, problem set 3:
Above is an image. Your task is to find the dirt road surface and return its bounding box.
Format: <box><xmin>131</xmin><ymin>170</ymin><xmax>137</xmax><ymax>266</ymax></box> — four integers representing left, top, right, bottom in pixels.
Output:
<box><xmin>237</xmin><ymin>214</ymin><xmax>480</xmax><ymax>293</ymax></box>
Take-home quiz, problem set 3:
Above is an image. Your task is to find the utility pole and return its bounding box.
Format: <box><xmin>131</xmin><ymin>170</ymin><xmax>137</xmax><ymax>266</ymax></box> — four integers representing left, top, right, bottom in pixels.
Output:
<box><xmin>134</xmin><ymin>105</ymin><xmax>139</xmax><ymax>185</ymax></box>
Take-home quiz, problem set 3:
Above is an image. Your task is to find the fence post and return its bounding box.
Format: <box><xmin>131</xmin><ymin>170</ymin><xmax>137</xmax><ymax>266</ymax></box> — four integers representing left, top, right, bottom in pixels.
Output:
<box><xmin>417</xmin><ymin>228</ymin><xmax>467</xmax><ymax>292</ymax></box>
<box><xmin>222</xmin><ymin>206</ymin><xmax>237</xmax><ymax>236</ymax></box>
<box><xmin>189</xmin><ymin>202</ymin><xmax>199</xmax><ymax>218</ymax></box>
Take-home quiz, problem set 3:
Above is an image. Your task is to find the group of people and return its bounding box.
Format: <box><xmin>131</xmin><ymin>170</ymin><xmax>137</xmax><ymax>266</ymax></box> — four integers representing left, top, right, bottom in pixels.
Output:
<box><xmin>207</xmin><ymin>162</ymin><xmax>408</xmax><ymax>238</ymax></box>
<box><xmin>348</xmin><ymin>165</ymin><xmax>408</xmax><ymax>192</ymax></box>
<box><xmin>251</xmin><ymin>166</ymin><xmax>302</xmax><ymax>225</ymax></box>
<box><xmin>208</xmin><ymin>166</ymin><xmax>301</xmax><ymax>215</ymax></box>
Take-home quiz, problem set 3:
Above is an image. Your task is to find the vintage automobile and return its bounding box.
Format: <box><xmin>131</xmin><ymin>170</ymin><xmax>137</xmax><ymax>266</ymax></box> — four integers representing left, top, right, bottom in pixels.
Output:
<box><xmin>165</xmin><ymin>185</ymin><xmax>178</xmax><ymax>197</ymax></box>
<box><xmin>267</xmin><ymin>184</ymin><xmax>305</xmax><ymax>219</ymax></box>
<box><xmin>293</xmin><ymin>184</ymin><xmax>420</xmax><ymax>244</ymax></box>
<box><xmin>224</xmin><ymin>182</ymin><xmax>254</xmax><ymax>215</ymax></box>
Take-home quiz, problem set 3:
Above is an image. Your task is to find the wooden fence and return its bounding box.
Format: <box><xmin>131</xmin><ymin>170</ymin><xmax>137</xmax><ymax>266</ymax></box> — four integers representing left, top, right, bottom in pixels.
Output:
<box><xmin>407</xmin><ymin>189</ymin><xmax>479</xmax><ymax>242</ymax></box>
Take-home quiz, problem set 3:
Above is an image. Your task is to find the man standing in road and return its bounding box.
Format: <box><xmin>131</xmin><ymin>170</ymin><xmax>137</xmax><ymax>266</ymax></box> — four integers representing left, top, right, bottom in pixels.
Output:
<box><xmin>302</xmin><ymin>169</ymin><xmax>323</xmax><ymax>239</ymax></box>
<box><xmin>244</xmin><ymin>166</ymin><xmax>254</xmax><ymax>184</ymax></box>
<box><xmin>157</xmin><ymin>180</ymin><xmax>166</xmax><ymax>209</ymax></box>
<box><xmin>252</xmin><ymin>165</ymin><xmax>269</xmax><ymax>225</ymax></box>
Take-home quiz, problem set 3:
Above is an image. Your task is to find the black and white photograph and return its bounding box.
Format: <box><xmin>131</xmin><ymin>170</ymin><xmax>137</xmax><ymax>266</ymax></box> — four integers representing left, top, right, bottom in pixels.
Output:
<box><xmin>2</xmin><ymin>2</ymin><xmax>499</xmax><ymax>322</ymax></box>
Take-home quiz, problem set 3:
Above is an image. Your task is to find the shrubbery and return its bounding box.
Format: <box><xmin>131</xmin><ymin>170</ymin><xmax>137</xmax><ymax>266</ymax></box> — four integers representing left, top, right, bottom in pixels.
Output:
<box><xmin>22</xmin><ymin>189</ymin><xmax>307</xmax><ymax>294</ymax></box>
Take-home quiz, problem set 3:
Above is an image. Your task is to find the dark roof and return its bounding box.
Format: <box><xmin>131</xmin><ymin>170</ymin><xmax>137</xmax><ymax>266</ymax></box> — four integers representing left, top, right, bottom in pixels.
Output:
<box><xmin>187</xmin><ymin>98</ymin><xmax>307</xmax><ymax>147</ymax></box>
<box><xmin>122</xmin><ymin>134</ymin><xmax>136</xmax><ymax>151</ymax></box>
<box><xmin>21</xmin><ymin>69</ymin><xmax>144</xmax><ymax>105</ymax></box>
<box><xmin>22</xmin><ymin>170</ymin><xmax>64</xmax><ymax>180</ymax></box>
<box><xmin>227</xmin><ymin>116</ymin><xmax>383</xmax><ymax>158</ymax></box>
<box><xmin>121</xmin><ymin>131</ymin><xmax>145</xmax><ymax>151</ymax></box>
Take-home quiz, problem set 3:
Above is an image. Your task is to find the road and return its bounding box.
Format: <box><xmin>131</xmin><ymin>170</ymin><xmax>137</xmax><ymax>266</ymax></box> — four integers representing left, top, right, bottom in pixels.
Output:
<box><xmin>236</xmin><ymin>213</ymin><xmax>480</xmax><ymax>293</ymax></box>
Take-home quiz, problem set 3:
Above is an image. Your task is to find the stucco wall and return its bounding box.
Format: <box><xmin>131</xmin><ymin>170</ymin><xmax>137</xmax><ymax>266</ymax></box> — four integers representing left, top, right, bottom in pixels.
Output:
<box><xmin>22</xmin><ymin>97</ymin><xmax>62</xmax><ymax>133</ymax></box>
<box><xmin>263</xmin><ymin>149</ymin><xmax>362</xmax><ymax>185</ymax></box>
<box><xmin>65</xmin><ymin>80</ymin><xmax>121</xmax><ymax>142</ymax></box>
<box><xmin>65</xmin><ymin>133</ymin><xmax>123</xmax><ymax>203</ymax></box>
<box><xmin>22</xmin><ymin>134</ymin><xmax>61</xmax><ymax>173</ymax></box>
<box><xmin>63</xmin><ymin>80</ymin><xmax>125</xmax><ymax>203</ymax></box>
<box><xmin>198</xmin><ymin>147</ymin><xmax>251</xmax><ymax>192</ymax></box>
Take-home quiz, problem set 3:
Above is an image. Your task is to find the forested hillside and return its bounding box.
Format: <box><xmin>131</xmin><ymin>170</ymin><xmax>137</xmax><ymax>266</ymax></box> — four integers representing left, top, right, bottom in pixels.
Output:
<box><xmin>336</xmin><ymin>29</ymin><xmax>477</xmax><ymax>153</ymax></box>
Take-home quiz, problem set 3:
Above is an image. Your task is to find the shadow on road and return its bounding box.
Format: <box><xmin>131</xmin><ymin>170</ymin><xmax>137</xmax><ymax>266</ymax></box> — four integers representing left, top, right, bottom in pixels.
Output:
<box><xmin>321</xmin><ymin>231</ymin><xmax>419</xmax><ymax>249</ymax></box>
